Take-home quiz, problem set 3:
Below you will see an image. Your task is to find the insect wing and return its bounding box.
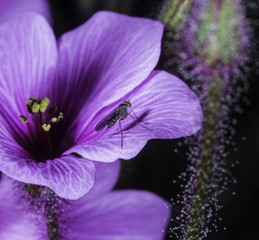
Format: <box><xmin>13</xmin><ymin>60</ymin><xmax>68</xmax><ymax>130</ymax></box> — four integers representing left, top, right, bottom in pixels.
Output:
<box><xmin>95</xmin><ymin>110</ymin><xmax>117</xmax><ymax>131</ymax></box>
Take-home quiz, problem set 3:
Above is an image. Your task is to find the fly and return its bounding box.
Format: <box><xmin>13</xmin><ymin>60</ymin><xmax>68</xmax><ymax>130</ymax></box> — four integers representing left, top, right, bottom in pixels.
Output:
<box><xmin>95</xmin><ymin>100</ymin><xmax>150</xmax><ymax>148</ymax></box>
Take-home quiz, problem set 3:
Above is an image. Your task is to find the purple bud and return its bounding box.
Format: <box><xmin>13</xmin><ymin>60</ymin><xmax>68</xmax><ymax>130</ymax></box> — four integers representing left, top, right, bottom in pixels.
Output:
<box><xmin>181</xmin><ymin>0</ymin><xmax>249</xmax><ymax>81</ymax></box>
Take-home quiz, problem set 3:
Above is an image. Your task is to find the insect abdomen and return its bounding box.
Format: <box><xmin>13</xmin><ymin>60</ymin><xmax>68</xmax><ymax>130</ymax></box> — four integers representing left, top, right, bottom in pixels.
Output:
<box><xmin>108</xmin><ymin>116</ymin><xmax>119</xmax><ymax>128</ymax></box>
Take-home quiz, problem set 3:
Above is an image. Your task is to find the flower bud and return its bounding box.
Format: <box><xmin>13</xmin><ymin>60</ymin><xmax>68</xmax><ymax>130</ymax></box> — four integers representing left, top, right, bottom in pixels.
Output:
<box><xmin>182</xmin><ymin>0</ymin><xmax>249</xmax><ymax>78</ymax></box>
<box><xmin>167</xmin><ymin>1</ymin><xmax>250</xmax><ymax>239</ymax></box>
<box><xmin>160</xmin><ymin>0</ymin><xmax>193</xmax><ymax>31</ymax></box>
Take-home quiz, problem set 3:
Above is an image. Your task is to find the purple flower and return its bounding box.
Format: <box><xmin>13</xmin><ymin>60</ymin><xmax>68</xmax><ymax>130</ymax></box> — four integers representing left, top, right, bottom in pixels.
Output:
<box><xmin>0</xmin><ymin>11</ymin><xmax>202</xmax><ymax>200</ymax></box>
<box><xmin>0</xmin><ymin>0</ymin><xmax>51</xmax><ymax>24</ymax></box>
<box><xmin>0</xmin><ymin>161</ymin><xmax>170</xmax><ymax>240</ymax></box>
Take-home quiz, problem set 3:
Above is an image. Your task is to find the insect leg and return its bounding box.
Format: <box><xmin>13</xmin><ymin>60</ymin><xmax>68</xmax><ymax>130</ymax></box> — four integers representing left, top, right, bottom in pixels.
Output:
<box><xmin>119</xmin><ymin>119</ymin><xmax>124</xmax><ymax>149</ymax></box>
<box><xmin>128</xmin><ymin>111</ymin><xmax>153</xmax><ymax>131</ymax></box>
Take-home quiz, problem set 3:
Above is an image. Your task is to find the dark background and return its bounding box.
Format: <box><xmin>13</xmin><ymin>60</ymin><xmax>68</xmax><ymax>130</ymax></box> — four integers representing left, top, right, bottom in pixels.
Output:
<box><xmin>48</xmin><ymin>0</ymin><xmax>259</xmax><ymax>239</ymax></box>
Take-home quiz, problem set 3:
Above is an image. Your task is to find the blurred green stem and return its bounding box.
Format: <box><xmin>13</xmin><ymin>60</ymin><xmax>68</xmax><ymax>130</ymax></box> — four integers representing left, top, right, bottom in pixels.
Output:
<box><xmin>25</xmin><ymin>184</ymin><xmax>59</xmax><ymax>240</ymax></box>
<box><xmin>45</xmin><ymin>203</ymin><xmax>59</xmax><ymax>240</ymax></box>
<box><xmin>185</xmin><ymin>76</ymin><xmax>221</xmax><ymax>239</ymax></box>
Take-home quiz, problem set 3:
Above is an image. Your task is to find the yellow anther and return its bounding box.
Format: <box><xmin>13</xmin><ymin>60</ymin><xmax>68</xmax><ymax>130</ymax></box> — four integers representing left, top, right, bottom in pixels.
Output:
<box><xmin>58</xmin><ymin>112</ymin><xmax>64</xmax><ymax>120</ymax></box>
<box><xmin>28</xmin><ymin>97</ymin><xmax>40</xmax><ymax>105</ymax></box>
<box><xmin>40</xmin><ymin>97</ymin><xmax>50</xmax><ymax>113</ymax></box>
<box><xmin>42</xmin><ymin>123</ymin><xmax>51</xmax><ymax>131</ymax></box>
<box><xmin>31</xmin><ymin>103</ymin><xmax>40</xmax><ymax>113</ymax></box>
<box><xmin>21</xmin><ymin>96</ymin><xmax>64</xmax><ymax>132</ymax></box>
<box><xmin>27</xmin><ymin>97</ymin><xmax>41</xmax><ymax>113</ymax></box>
<box><xmin>51</xmin><ymin>112</ymin><xmax>64</xmax><ymax>124</ymax></box>
<box><xmin>51</xmin><ymin>117</ymin><xmax>58</xmax><ymax>123</ymax></box>
<box><xmin>19</xmin><ymin>115</ymin><xmax>28</xmax><ymax>123</ymax></box>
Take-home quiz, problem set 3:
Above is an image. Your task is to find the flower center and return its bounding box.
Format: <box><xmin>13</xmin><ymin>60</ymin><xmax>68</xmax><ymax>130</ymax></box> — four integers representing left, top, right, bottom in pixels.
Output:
<box><xmin>20</xmin><ymin>97</ymin><xmax>63</xmax><ymax>131</ymax></box>
<box><xmin>19</xmin><ymin>97</ymin><xmax>64</xmax><ymax>162</ymax></box>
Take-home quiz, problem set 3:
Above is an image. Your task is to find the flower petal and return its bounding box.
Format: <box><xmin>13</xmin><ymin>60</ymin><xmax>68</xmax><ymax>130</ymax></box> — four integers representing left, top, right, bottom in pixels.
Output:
<box><xmin>66</xmin><ymin>190</ymin><xmax>170</xmax><ymax>240</ymax></box>
<box><xmin>0</xmin><ymin>0</ymin><xmax>51</xmax><ymax>24</ymax></box>
<box><xmin>85</xmin><ymin>160</ymin><xmax>121</xmax><ymax>201</ymax></box>
<box><xmin>0</xmin><ymin>124</ymin><xmax>95</xmax><ymax>200</ymax></box>
<box><xmin>53</xmin><ymin>11</ymin><xmax>163</xmax><ymax>137</ymax></box>
<box><xmin>67</xmin><ymin>70</ymin><xmax>203</xmax><ymax>162</ymax></box>
<box><xmin>0</xmin><ymin>176</ymin><xmax>46</xmax><ymax>240</ymax></box>
<box><xmin>0</xmin><ymin>12</ymin><xmax>57</xmax><ymax>137</ymax></box>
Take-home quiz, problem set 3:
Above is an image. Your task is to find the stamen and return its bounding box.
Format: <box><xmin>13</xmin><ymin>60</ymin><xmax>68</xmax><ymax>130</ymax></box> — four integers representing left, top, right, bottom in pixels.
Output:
<box><xmin>51</xmin><ymin>112</ymin><xmax>64</xmax><ymax>123</ymax></box>
<box><xmin>51</xmin><ymin>117</ymin><xmax>58</xmax><ymax>123</ymax></box>
<box><xmin>26</xmin><ymin>97</ymin><xmax>41</xmax><ymax>113</ymax></box>
<box><xmin>42</xmin><ymin>123</ymin><xmax>51</xmax><ymax>131</ymax></box>
<box><xmin>20</xmin><ymin>97</ymin><xmax>63</xmax><ymax>132</ymax></box>
<box><xmin>40</xmin><ymin>97</ymin><xmax>50</xmax><ymax>113</ymax></box>
<box><xmin>18</xmin><ymin>96</ymin><xmax>66</xmax><ymax>162</ymax></box>
<box><xmin>32</xmin><ymin>103</ymin><xmax>40</xmax><ymax>113</ymax></box>
<box><xmin>19</xmin><ymin>115</ymin><xmax>28</xmax><ymax>123</ymax></box>
<box><xmin>58</xmin><ymin>112</ymin><xmax>63</xmax><ymax>120</ymax></box>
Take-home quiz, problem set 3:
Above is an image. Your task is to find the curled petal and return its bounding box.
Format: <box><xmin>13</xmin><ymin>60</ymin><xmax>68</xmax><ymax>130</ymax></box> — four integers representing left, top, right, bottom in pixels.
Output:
<box><xmin>53</xmin><ymin>11</ymin><xmax>164</xmax><ymax>137</ymax></box>
<box><xmin>0</xmin><ymin>124</ymin><xmax>95</xmax><ymax>200</ymax></box>
<box><xmin>68</xmin><ymin>70</ymin><xmax>203</xmax><ymax>162</ymax></box>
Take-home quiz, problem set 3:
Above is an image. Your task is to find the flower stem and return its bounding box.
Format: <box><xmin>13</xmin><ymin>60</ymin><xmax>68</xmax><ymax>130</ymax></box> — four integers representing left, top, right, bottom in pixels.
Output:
<box><xmin>184</xmin><ymin>75</ymin><xmax>221</xmax><ymax>239</ymax></box>
<box><xmin>45</xmin><ymin>201</ymin><xmax>60</xmax><ymax>240</ymax></box>
<box><xmin>25</xmin><ymin>184</ymin><xmax>60</xmax><ymax>240</ymax></box>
